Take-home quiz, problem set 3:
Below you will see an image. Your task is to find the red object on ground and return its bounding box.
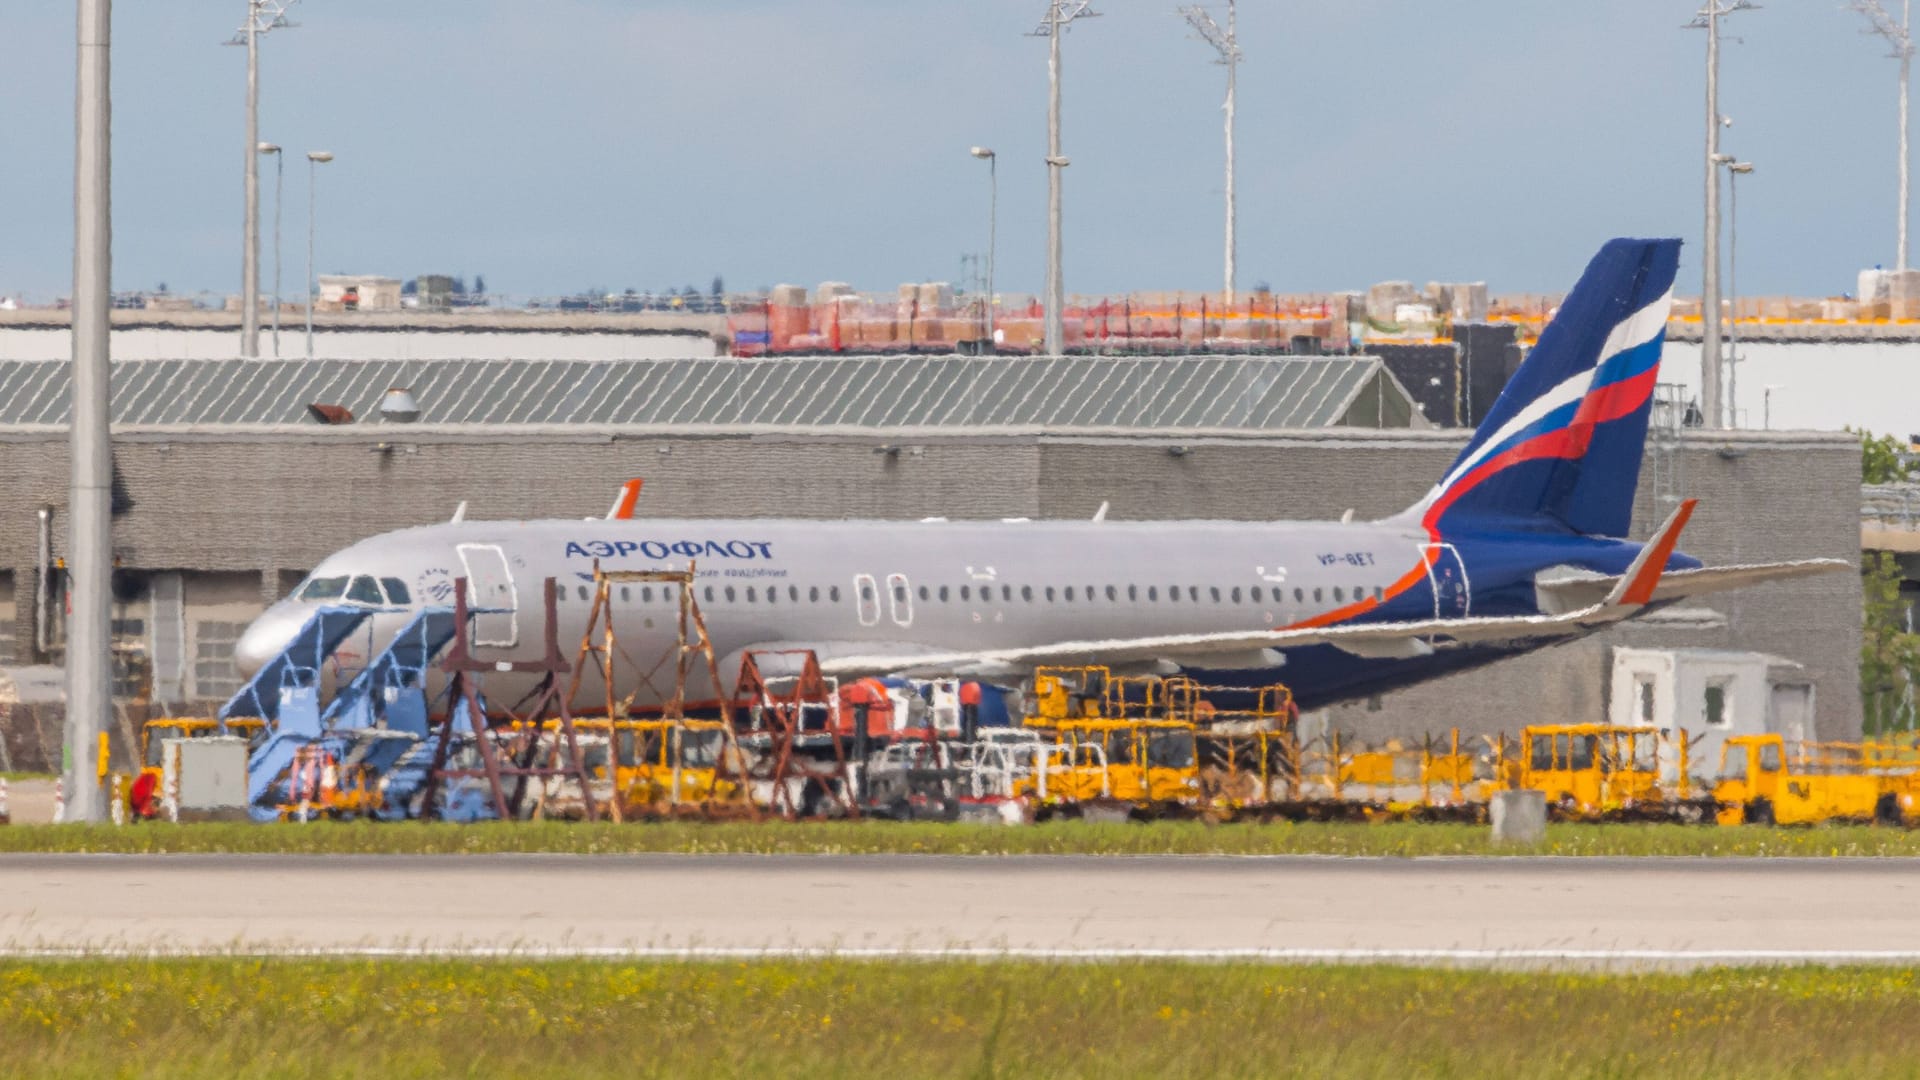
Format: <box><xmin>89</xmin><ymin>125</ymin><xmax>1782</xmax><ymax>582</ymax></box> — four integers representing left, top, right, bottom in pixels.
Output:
<box><xmin>128</xmin><ymin>771</ymin><xmax>159</xmax><ymax>819</ymax></box>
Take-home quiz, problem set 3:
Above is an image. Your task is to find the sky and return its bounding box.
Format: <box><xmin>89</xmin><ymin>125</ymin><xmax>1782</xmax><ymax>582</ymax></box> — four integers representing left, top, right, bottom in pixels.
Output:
<box><xmin>0</xmin><ymin>1</ymin><xmax>1912</xmax><ymax>303</ymax></box>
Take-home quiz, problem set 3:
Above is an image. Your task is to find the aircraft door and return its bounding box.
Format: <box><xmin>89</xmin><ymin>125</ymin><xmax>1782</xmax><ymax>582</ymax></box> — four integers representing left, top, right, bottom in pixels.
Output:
<box><xmin>1420</xmin><ymin>542</ymin><xmax>1471</xmax><ymax>620</ymax></box>
<box><xmin>457</xmin><ymin>543</ymin><xmax>519</xmax><ymax>647</ymax></box>
<box><xmin>886</xmin><ymin>572</ymin><xmax>914</xmax><ymax>628</ymax></box>
<box><xmin>853</xmin><ymin>573</ymin><xmax>882</xmax><ymax>627</ymax></box>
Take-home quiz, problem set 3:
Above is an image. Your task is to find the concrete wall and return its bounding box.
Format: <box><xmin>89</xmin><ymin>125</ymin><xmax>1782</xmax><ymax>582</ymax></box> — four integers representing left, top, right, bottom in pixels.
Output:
<box><xmin>0</xmin><ymin>425</ymin><xmax>1862</xmax><ymax>736</ymax></box>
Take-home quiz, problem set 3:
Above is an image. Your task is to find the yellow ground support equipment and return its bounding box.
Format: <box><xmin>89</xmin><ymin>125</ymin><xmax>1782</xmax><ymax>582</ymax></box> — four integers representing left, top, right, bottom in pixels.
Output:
<box><xmin>1509</xmin><ymin>723</ymin><xmax>1663</xmax><ymax>817</ymax></box>
<box><xmin>1014</xmin><ymin>719</ymin><xmax>1201</xmax><ymax>808</ymax></box>
<box><xmin>606</xmin><ymin>719</ymin><xmax>747</xmax><ymax>815</ymax></box>
<box><xmin>1713</xmin><ymin>734</ymin><xmax>1902</xmax><ymax>826</ymax></box>
<box><xmin>137</xmin><ymin>718</ymin><xmax>264</xmax><ymax>809</ymax></box>
<box><xmin>1027</xmin><ymin>666</ymin><xmax>1115</xmax><ymax>725</ymax></box>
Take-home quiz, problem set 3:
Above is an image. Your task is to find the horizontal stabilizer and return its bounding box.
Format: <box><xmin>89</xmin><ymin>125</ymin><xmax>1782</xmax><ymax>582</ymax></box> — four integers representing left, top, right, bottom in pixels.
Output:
<box><xmin>1539</xmin><ymin>558</ymin><xmax>1852</xmax><ymax>612</ymax></box>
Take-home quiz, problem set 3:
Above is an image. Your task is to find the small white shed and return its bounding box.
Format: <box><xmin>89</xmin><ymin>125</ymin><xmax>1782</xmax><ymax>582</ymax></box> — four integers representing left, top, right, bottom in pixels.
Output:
<box><xmin>1608</xmin><ymin>647</ymin><xmax>1814</xmax><ymax>780</ymax></box>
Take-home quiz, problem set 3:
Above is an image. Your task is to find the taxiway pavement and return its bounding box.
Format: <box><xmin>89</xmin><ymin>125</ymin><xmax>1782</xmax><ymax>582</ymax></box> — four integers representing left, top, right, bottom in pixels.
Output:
<box><xmin>3</xmin><ymin>854</ymin><xmax>1918</xmax><ymax>966</ymax></box>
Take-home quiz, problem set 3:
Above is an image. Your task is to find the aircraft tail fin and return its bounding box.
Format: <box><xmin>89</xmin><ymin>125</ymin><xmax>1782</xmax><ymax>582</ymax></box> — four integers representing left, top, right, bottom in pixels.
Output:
<box><xmin>606</xmin><ymin>479</ymin><xmax>643</xmax><ymax>521</ymax></box>
<box><xmin>1404</xmin><ymin>238</ymin><xmax>1681</xmax><ymax>537</ymax></box>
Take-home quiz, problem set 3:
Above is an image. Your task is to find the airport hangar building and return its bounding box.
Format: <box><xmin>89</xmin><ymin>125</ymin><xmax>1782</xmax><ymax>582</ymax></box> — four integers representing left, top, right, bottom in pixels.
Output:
<box><xmin>0</xmin><ymin>353</ymin><xmax>1863</xmax><ymax>769</ymax></box>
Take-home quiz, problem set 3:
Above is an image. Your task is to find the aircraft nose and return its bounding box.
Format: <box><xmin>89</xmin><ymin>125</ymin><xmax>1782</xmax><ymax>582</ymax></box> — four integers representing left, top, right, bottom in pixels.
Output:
<box><xmin>235</xmin><ymin>607</ymin><xmax>304</xmax><ymax>676</ymax></box>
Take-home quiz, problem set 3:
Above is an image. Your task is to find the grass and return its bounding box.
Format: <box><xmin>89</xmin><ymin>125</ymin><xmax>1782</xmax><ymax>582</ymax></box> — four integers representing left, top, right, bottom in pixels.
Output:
<box><xmin>6</xmin><ymin>818</ymin><xmax>1920</xmax><ymax>857</ymax></box>
<box><xmin>4</xmin><ymin>958</ymin><xmax>1920</xmax><ymax>1078</ymax></box>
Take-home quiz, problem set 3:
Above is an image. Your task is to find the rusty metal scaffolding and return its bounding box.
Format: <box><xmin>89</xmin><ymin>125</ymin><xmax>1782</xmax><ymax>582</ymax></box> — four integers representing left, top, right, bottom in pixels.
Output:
<box><xmin>419</xmin><ymin>577</ymin><xmax>602</xmax><ymax>822</ymax></box>
<box><xmin>731</xmin><ymin>650</ymin><xmax>858</xmax><ymax>819</ymax></box>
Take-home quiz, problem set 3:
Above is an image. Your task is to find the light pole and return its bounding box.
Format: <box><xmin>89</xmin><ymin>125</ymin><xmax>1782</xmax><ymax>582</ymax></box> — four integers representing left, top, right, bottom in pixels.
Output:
<box><xmin>258</xmin><ymin>142</ymin><xmax>282</xmax><ymax>357</ymax></box>
<box><xmin>1721</xmin><ymin>158</ymin><xmax>1753</xmax><ymax>427</ymax></box>
<box><xmin>1688</xmin><ymin>0</ymin><xmax>1758</xmax><ymax>430</ymax></box>
<box><xmin>1180</xmin><ymin>1</ymin><xmax>1241</xmax><ymax>300</ymax></box>
<box><xmin>1032</xmin><ymin>1</ymin><xmax>1097</xmax><ymax>356</ymax></box>
<box><xmin>227</xmin><ymin>1</ymin><xmax>296</xmax><ymax>359</ymax></box>
<box><xmin>67</xmin><ymin>0</ymin><xmax>113</xmax><ymax>824</ymax></box>
<box><xmin>970</xmin><ymin>147</ymin><xmax>997</xmax><ymax>350</ymax></box>
<box><xmin>305</xmin><ymin>150</ymin><xmax>332</xmax><ymax>361</ymax></box>
<box><xmin>1850</xmin><ymin>1</ymin><xmax>1914</xmax><ymax>271</ymax></box>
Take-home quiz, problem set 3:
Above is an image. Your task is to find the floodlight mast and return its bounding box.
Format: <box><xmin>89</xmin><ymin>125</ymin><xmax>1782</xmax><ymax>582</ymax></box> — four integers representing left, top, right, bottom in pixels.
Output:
<box><xmin>225</xmin><ymin>1</ymin><xmax>297</xmax><ymax>359</ymax></box>
<box><xmin>1180</xmin><ymin>1</ymin><xmax>1241</xmax><ymax>301</ymax></box>
<box><xmin>1685</xmin><ymin>0</ymin><xmax>1758</xmax><ymax>430</ymax></box>
<box><xmin>1031</xmin><ymin>2</ymin><xmax>1098</xmax><ymax>356</ymax></box>
<box><xmin>68</xmin><ymin>0</ymin><xmax>113</xmax><ymax>824</ymax></box>
<box><xmin>1851</xmin><ymin>0</ymin><xmax>1915</xmax><ymax>271</ymax></box>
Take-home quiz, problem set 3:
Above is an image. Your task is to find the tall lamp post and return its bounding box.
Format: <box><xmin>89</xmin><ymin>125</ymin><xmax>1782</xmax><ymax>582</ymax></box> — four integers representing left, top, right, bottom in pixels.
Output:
<box><xmin>970</xmin><ymin>147</ymin><xmax>998</xmax><ymax>350</ymax></box>
<box><xmin>1720</xmin><ymin>157</ymin><xmax>1754</xmax><ymax>427</ymax></box>
<box><xmin>1850</xmin><ymin>1</ymin><xmax>1914</xmax><ymax>272</ymax></box>
<box><xmin>305</xmin><ymin>150</ymin><xmax>332</xmax><ymax>361</ymax></box>
<box><xmin>1687</xmin><ymin>0</ymin><xmax>1758</xmax><ymax>430</ymax></box>
<box><xmin>258</xmin><ymin>142</ymin><xmax>283</xmax><ymax>357</ymax></box>
<box><xmin>1180</xmin><ymin>0</ymin><xmax>1241</xmax><ymax>300</ymax></box>
<box><xmin>1032</xmin><ymin>1</ymin><xmax>1097</xmax><ymax>356</ymax></box>
<box><xmin>67</xmin><ymin>0</ymin><xmax>113</xmax><ymax>824</ymax></box>
<box><xmin>227</xmin><ymin>0</ymin><xmax>296</xmax><ymax>358</ymax></box>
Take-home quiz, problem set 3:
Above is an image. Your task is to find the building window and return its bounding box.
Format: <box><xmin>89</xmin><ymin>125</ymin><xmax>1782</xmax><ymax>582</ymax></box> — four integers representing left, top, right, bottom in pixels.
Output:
<box><xmin>193</xmin><ymin>620</ymin><xmax>246</xmax><ymax>701</ymax></box>
<box><xmin>1705</xmin><ymin>680</ymin><xmax>1731</xmax><ymax>728</ymax></box>
<box><xmin>1636</xmin><ymin>678</ymin><xmax>1655</xmax><ymax>724</ymax></box>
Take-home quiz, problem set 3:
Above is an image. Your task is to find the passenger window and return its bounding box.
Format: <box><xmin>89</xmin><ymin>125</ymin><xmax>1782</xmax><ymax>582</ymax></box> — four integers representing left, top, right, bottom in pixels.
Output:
<box><xmin>1105</xmin><ymin>585</ymin><xmax>1118</xmax><ymax>602</ymax></box>
<box><xmin>704</xmin><ymin>586</ymin><xmax>715</xmax><ymax>602</ymax></box>
<box><xmin>860</xmin><ymin>583</ymin><xmax>875</xmax><ymax>602</ymax></box>
<box><xmin>1064</xmin><ymin>586</ymin><xmax>1075</xmax><ymax>601</ymax></box>
<box><xmin>789</xmin><ymin>586</ymin><xmax>800</xmax><ymax>602</ymax></box>
<box><xmin>830</xmin><ymin>586</ymin><xmax>841</xmax><ymax>602</ymax></box>
<box><xmin>1313</xmin><ymin>588</ymin><xmax>1323</xmax><ymax>603</ymax></box>
<box><xmin>1190</xmin><ymin>587</ymin><xmax>1201</xmax><ymax>603</ymax></box>
<box><xmin>1127</xmin><ymin>585</ymin><xmax>1137</xmax><ymax>602</ymax></box>
<box><xmin>766</xmin><ymin>587</ymin><xmax>777</xmax><ymax>604</ymax></box>
<box><xmin>918</xmin><ymin>585</ymin><xmax>930</xmax><ymax>601</ymax></box>
<box><xmin>1021</xmin><ymin>585</ymin><xmax>1033</xmax><ymax>602</ymax></box>
<box><xmin>1333</xmin><ymin>587</ymin><xmax>1344</xmax><ymax>602</ymax></box>
<box><xmin>1045</xmin><ymin>586</ymin><xmax>1056</xmax><ymax>602</ymax></box>
<box><xmin>1166</xmin><ymin>586</ymin><xmax>1179</xmax><ymax>601</ymax></box>
<box><xmin>297</xmin><ymin>576</ymin><xmax>349</xmax><ymax>601</ymax></box>
<box><xmin>577</xmin><ymin>585</ymin><xmax>590</xmax><ymax>602</ymax></box>
<box><xmin>642</xmin><ymin>586</ymin><xmax>653</xmax><ymax>602</ymax></box>
<box><xmin>619</xmin><ymin>586</ymin><xmax>630</xmax><ymax>602</ymax></box>
<box><xmin>1209</xmin><ymin>587</ymin><xmax>1221</xmax><ymax>603</ymax></box>
<box><xmin>961</xmin><ymin>585</ymin><xmax>971</xmax><ymax>601</ymax></box>
<box><xmin>893</xmin><ymin>583</ymin><xmax>908</xmax><ymax>605</ymax></box>
<box><xmin>939</xmin><ymin>585</ymin><xmax>950</xmax><ymax>602</ymax></box>
<box><xmin>746</xmin><ymin>586</ymin><xmax>757</xmax><ymax>602</ymax></box>
<box><xmin>1374</xmin><ymin>587</ymin><xmax>1384</xmax><ymax>601</ymax></box>
<box><xmin>1002</xmin><ymin>585</ymin><xmax>1013</xmax><ymax>602</ymax></box>
<box><xmin>1231</xmin><ymin>587</ymin><xmax>1242</xmax><ymax>603</ymax></box>
<box><xmin>1147</xmin><ymin>586</ymin><xmax>1157</xmax><ymax>602</ymax></box>
<box><xmin>347</xmin><ymin>576</ymin><xmax>384</xmax><ymax>605</ymax></box>
<box><xmin>725</xmin><ymin>586</ymin><xmax>737</xmax><ymax>603</ymax></box>
<box><xmin>1293</xmin><ymin>587</ymin><xmax>1304</xmax><ymax>603</ymax></box>
<box><xmin>380</xmin><ymin>577</ymin><xmax>412</xmax><ymax>604</ymax></box>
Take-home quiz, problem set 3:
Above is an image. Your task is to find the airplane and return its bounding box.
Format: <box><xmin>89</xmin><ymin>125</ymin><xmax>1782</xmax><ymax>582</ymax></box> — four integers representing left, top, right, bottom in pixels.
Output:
<box><xmin>235</xmin><ymin>237</ymin><xmax>1849</xmax><ymax>713</ymax></box>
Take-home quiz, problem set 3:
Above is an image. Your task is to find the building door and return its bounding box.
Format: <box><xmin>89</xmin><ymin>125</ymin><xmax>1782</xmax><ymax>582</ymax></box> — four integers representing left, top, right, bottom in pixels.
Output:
<box><xmin>456</xmin><ymin>543</ymin><xmax>518</xmax><ymax>647</ymax></box>
<box><xmin>886</xmin><ymin>572</ymin><xmax>914</xmax><ymax>628</ymax></box>
<box><xmin>1770</xmin><ymin>683</ymin><xmax>1815</xmax><ymax>743</ymax></box>
<box><xmin>1421</xmin><ymin>542</ymin><xmax>1471</xmax><ymax>619</ymax></box>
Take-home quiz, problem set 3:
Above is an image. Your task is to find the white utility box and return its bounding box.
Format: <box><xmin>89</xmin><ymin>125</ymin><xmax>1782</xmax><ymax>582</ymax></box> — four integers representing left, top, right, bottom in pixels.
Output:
<box><xmin>161</xmin><ymin>736</ymin><xmax>249</xmax><ymax>822</ymax></box>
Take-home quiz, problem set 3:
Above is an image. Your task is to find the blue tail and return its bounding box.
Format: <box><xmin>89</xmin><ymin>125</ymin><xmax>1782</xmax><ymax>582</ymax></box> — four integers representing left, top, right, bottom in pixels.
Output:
<box><xmin>1406</xmin><ymin>237</ymin><xmax>1681</xmax><ymax>537</ymax></box>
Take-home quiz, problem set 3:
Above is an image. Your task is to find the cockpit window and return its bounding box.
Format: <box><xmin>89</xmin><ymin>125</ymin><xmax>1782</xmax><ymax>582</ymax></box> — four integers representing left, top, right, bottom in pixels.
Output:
<box><xmin>297</xmin><ymin>576</ymin><xmax>349</xmax><ymax>601</ymax></box>
<box><xmin>381</xmin><ymin>578</ymin><xmax>412</xmax><ymax>604</ymax></box>
<box><xmin>346</xmin><ymin>576</ymin><xmax>384</xmax><ymax>605</ymax></box>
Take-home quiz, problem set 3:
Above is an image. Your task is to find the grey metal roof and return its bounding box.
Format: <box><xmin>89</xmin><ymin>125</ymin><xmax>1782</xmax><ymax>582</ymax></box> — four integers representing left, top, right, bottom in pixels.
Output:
<box><xmin>0</xmin><ymin>355</ymin><xmax>1419</xmax><ymax>430</ymax></box>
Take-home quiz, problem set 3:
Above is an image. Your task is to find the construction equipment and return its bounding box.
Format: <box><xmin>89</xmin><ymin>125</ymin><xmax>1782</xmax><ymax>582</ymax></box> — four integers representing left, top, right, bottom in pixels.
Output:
<box><xmin>1713</xmin><ymin>733</ymin><xmax>1905</xmax><ymax>826</ymax></box>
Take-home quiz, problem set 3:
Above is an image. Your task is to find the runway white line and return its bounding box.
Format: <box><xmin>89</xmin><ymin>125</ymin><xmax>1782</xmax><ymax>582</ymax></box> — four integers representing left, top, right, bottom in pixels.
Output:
<box><xmin>3</xmin><ymin>945</ymin><xmax>1919</xmax><ymax>966</ymax></box>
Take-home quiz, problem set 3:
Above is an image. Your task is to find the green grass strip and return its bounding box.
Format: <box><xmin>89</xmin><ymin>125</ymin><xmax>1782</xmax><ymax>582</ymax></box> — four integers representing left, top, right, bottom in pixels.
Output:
<box><xmin>3</xmin><ymin>958</ymin><xmax>1920</xmax><ymax>1078</ymax></box>
<box><xmin>5</xmin><ymin>819</ymin><xmax>1920</xmax><ymax>856</ymax></box>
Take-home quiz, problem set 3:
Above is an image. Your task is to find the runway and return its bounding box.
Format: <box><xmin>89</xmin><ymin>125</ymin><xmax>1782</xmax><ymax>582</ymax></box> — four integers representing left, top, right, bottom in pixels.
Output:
<box><xmin>4</xmin><ymin>854</ymin><xmax>1919</xmax><ymax>966</ymax></box>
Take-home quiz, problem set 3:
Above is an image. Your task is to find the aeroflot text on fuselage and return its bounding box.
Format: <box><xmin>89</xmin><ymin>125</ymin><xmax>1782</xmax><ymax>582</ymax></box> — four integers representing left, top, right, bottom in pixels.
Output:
<box><xmin>564</xmin><ymin>539</ymin><xmax>775</xmax><ymax>561</ymax></box>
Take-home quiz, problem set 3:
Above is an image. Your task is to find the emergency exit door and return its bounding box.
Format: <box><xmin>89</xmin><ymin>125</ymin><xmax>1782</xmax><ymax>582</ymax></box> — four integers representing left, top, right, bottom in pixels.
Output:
<box><xmin>457</xmin><ymin>543</ymin><xmax>519</xmax><ymax>647</ymax></box>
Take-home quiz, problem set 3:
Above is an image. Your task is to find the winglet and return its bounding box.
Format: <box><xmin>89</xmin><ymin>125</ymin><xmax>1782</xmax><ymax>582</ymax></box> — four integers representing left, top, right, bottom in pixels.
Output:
<box><xmin>1605</xmin><ymin>498</ymin><xmax>1697</xmax><ymax>608</ymax></box>
<box><xmin>606</xmin><ymin>479</ymin><xmax>643</xmax><ymax>520</ymax></box>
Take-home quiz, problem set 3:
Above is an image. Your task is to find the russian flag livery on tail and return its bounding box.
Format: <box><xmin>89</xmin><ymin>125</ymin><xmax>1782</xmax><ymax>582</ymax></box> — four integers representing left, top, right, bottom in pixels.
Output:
<box><xmin>1408</xmin><ymin>238</ymin><xmax>1681</xmax><ymax>538</ymax></box>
